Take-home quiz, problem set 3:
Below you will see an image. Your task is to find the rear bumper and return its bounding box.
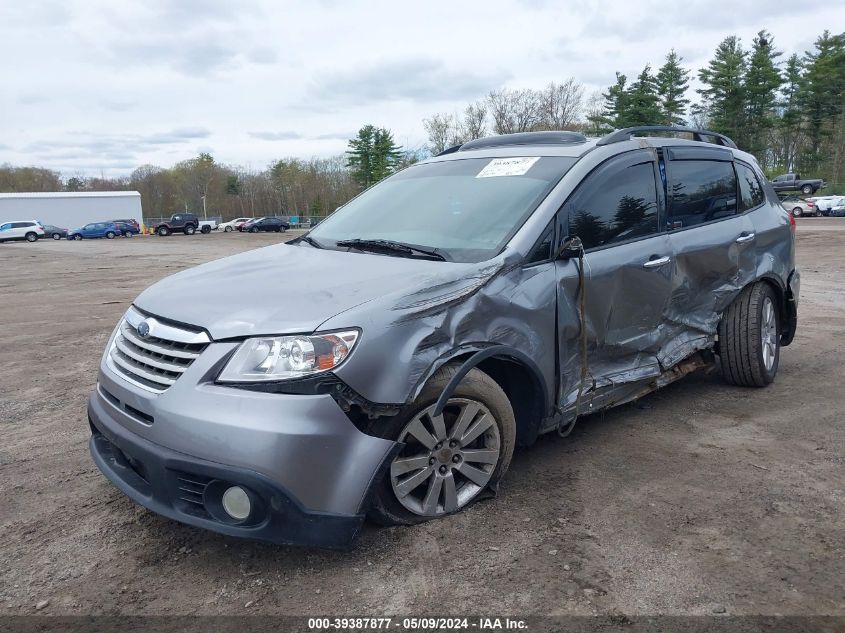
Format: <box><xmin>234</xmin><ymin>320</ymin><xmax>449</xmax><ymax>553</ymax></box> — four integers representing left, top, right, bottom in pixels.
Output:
<box><xmin>89</xmin><ymin>396</ymin><xmax>396</xmax><ymax>548</ymax></box>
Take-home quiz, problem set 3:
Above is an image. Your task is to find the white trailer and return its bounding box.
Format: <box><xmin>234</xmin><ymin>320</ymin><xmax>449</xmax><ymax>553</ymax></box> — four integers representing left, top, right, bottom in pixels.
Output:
<box><xmin>0</xmin><ymin>191</ymin><xmax>143</xmax><ymax>229</ymax></box>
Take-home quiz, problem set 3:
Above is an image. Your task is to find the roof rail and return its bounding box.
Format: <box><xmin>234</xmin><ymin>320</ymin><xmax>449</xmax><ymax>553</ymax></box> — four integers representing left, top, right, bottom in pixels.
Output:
<box><xmin>457</xmin><ymin>131</ymin><xmax>587</xmax><ymax>152</ymax></box>
<box><xmin>435</xmin><ymin>144</ymin><xmax>462</xmax><ymax>157</ymax></box>
<box><xmin>596</xmin><ymin>125</ymin><xmax>737</xmax><ymax>149</ymax></box>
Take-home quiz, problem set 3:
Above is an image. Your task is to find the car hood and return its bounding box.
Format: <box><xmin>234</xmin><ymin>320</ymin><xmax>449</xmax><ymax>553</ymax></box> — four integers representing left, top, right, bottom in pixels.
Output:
<box><xmin>133</xmin><ymin>242</ymin><xmax>486</xmax><ymax>340</ymax></box>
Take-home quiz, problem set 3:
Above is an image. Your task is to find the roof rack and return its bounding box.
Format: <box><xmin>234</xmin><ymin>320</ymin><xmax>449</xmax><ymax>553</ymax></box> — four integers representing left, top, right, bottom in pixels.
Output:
<box><xmin>596</xmin><ymin>125</ymin><xmax>737</xmax><ymax>149</ymax></box>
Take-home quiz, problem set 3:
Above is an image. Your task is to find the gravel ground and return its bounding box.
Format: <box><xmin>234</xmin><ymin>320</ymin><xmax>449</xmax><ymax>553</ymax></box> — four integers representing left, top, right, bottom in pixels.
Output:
<box><xmin>0</xmin><ymin>223</ymin><xmax>843</xmax><ymax>617</ymax></box>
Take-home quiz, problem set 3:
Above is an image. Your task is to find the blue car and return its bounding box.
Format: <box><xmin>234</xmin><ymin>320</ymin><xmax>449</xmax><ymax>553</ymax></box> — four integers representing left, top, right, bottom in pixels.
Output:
<box><xmin>67</xmin><ymin>222</ymin><xmax>120</xmax><ymax>240</ymax></box>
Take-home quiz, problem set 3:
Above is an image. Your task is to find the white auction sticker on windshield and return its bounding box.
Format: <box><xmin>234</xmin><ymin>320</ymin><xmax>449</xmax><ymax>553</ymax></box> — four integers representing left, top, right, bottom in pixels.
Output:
<box><xmin>476</xmin><ymin>157</ymin><xmax>540</xmax><ymax>178</ymax></box>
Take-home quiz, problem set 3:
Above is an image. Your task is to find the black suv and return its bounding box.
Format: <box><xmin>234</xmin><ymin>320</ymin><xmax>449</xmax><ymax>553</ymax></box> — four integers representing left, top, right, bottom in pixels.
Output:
<box><xmin>241</xmin><ymin>216</ymin><xmax>290</xmax><ymax>233</ymax></box>
<box><xmin>154</xmin><ymin>213</ymin><xmax>199</xmax><ymax>236</ymax></box>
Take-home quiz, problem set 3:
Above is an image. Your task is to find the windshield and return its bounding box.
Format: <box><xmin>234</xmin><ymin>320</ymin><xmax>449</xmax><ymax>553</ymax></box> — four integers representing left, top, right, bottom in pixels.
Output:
<box><xmin>309</xmin><ymin>156</ymin><xmax>577</xmax><ymax>262</ymax></box>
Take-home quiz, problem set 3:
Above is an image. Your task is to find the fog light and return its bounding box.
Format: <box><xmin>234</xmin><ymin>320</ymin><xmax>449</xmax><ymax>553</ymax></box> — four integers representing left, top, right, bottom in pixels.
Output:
<box><xmin>221</xmin><ymin>486</ymin><xmax>251</xmax><ymax>520</ymax></box>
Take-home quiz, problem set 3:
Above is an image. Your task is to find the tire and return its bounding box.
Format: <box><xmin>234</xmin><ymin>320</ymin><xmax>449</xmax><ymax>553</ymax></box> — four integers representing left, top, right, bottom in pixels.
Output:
<box><xmin>184</xmin><ymin>225</ymin><xmax>196</xmax><ymax>235</ymax></box>
<box><xmin>718</xmin><ymin>282</ymin><xmax>780</xmax><ymax>387</ymax></box>
<box><xmin>157</xmin><ymin>227</ymin><xmax>169</xmax><ymax>236</ymax></box>
<box><xmin>250</xmin><ymin>227</ymin><xmax>259</xmax><ymax>233</ymax></box>
<box><xmin>52</xmin><ymin>233</ymin><xmax>61</xmax><ymax>240</ymax></box>
<box><xmin>124</xmin><ymin>231</ymin><xmax>133</xmax><ymax>237</ymax></box>
<box><xmin>224</xmin><ymin>226</ymin><xmax>233</xmax><ymax>232</ymax></box>
<box><xmin>105</xmin><ymin>231</ymin><xmax>116</xmax><ymax>239</ymax></box>
<box><xmin>73</xmin><ymin>234</ymin><xmax>82</xmax><ymax>241</ymax></box>
<box><xmin>201</xmin><ymin>225</ymin><xmax>211</xmax><ymax>234</ymax></box>
<box><xmin>367</xmin><ymin>365</ymin><xmax>516</xmax><ymax>526</ymax></box>
<box><xmin>801</xmin><ymin>184</ymin><xmax>813</xmax><ymax>195</ymax></box>
<box><xmin>792</xmin><ymin>207</ymin><xmax>802</xmax><ymax>217</ymax></box>
<box><xmin>25</xmin><ymin>232</ymin><xmax>38</xmax><ymax>242</ymax></box>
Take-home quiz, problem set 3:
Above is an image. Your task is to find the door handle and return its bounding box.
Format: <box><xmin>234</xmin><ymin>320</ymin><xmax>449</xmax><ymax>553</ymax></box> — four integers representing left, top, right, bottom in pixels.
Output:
<box><xmin>735</xmin><ymin>232</ymin><xmax>756</xmax><ymax>243</ymax></box>
<box><xmin>643</xmin><ymin>255</ymin><xmax>671</xmax><ymax>269</ymax></box>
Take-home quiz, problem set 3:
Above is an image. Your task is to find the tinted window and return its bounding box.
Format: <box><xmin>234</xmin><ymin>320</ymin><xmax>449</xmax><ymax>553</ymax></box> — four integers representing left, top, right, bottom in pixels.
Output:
<box><xmin>0</xmin><ymin>223</ymin><xmax>10</xmax><ymax>230</ymax></box>
<box><xmin>667</xmin><ymin>160</ymin><xmax>737</xmax><ymax>229</ymax></box>
<box><xmin>567</xmin><ymin>161</ymin><xmax>659</xmax><ymax>250</ymax></box>
<box><xmin>737</xmin><ymin>163</ymin><xmax>765</xmax><ymax>211</ymax></box>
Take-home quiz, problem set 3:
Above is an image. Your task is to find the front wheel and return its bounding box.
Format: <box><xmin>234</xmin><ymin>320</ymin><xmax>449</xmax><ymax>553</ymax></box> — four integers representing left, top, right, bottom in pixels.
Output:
<box><xmin>224</xmin><ymin>226</ymin><xmax>233</xmax><ymax>232</ymax></box>
<box><xmin>367</xmin><ymin>366</ymin><xmax>516</xmax><ymax>526</ymax></box>
<box><xmin>184</xmin><ymin>225</ymin><xmax>196</xmax><ymax>235</ymax></box>
<box><xmin>157</xmin><ymin>226</ymin><xmax>170</xmax><ymax>236</ymax></box>
<box><xmin>73</xmin><ymin>234</ymin><xmax>83</xmax><ymax>241</ymax></box>
<box><xmin>52</xmin><ymin>233</ymin><xmax>62</xmax><ymax>240</ymax></box>
<box><xmin>801</xmin><ymin>184</ymin><xmax>813</xmax><ymax>195</ymax></box>
<box><xmin>105</xmin><ymin>231</ymin><xmax>116</xmax><ymax>239</ymax></box>
<box><xmin>718</xmin><ymin>282</ymin><xmax>780</xmax><ymax>387</ymax></box>
<box><xmin>250</xmin><ymin>227</ymin><xmax>259</xmax><ymax>233</ymax></box>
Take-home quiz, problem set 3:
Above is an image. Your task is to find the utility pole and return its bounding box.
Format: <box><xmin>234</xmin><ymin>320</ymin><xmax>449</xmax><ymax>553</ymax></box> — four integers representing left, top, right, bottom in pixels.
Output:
<box><xmin>201</xmin><ymin>195</ymin><xmax>207</xmax><ymax>219</ymax></box>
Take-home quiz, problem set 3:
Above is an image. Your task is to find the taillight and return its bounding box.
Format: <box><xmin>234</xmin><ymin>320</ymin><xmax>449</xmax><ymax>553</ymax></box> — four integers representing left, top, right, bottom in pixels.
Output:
<box><xmin>789</xmin><ymin>213</ymin><xmax>796</xmax><ymax>231</ymax></box>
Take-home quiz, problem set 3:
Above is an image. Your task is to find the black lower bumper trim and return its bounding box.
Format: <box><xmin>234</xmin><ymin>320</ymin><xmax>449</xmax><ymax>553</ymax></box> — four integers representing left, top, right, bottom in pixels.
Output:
<box><xmin>88</xmin><ymin>413</ymin><xmax>366</xmax><ymax>549</ymax></box>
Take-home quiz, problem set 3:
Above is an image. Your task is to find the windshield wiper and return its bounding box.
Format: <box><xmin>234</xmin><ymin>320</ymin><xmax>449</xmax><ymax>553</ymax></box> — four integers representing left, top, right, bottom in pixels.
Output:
<box><xmin>297</xmin><ymin>235</ymin><xmax>324</xmax><ymax>249</ymax></box>
<box><xmin>335</xmin><ymin>238</ymin><xmax>447</xmax><ymax>261</ymax></box>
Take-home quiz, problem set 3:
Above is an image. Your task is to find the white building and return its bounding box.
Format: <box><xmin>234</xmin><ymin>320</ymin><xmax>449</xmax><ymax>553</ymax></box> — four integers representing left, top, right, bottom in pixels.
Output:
<box><xmin>0</xmin><ymin>191</ymin><xmax>143</xmax><ymax>229</ymax></box>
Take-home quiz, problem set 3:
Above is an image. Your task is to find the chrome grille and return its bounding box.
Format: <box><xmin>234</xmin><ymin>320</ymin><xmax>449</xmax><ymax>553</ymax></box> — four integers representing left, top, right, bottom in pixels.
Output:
<box><xmin>107</xmin><ymin>306</ymin><xmax>210</xmax><ymax>393</ymax></box>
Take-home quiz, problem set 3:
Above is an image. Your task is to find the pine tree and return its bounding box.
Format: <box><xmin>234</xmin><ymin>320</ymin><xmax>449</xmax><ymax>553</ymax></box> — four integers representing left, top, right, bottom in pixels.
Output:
<box><xmin>798</xmin><ymin>31</ymin><xmax>845</xmax><ymax>174</ymax></box>
<box><xmin>346</xmin><ymin>125</ymin><xmax>402</xmax><ymax>188</ymax></box>
<box><xmin>625</xmin><ymin>65</ymin><xmax>662</xmax><ymax>126</ymax></box>
<box><xmin>744</xmin><ymin>30</ymin><xmax>783</xmax><ymax>163</ymax></box>
<box><xmin>588</xmin><ymin>72</ymin><xmax>628</xmax><ymax>132</ymax></box>
<box><xmin>776</xmin><ymin>53</ymin><xmax>804</xmax><ymax>171</ymax></box>
<box><xmin>655</xmin><ymin>49</ymin><xmax>690</xmax><ymax>125</ymax></box>
<box><xmin>697</xmin><ymin>36</ymin><xmax>748</xmax><ymax>147</ymax></box>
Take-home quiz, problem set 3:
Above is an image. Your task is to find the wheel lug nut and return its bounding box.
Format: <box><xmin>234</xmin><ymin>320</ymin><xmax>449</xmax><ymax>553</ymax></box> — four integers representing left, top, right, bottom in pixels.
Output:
<box><xmin>452</xmin><ymin>455</ymin><xmax>461</xmax><ymax>463</ymax></box>
<box><xmin>438</xmin><ymin>465</ymin><xmax>447</xmax><ymax>474</ymax></box>
<box><xmin>449</xmin><ymin>440</ymin><xmax>458</xmax><ymax>448</ymax></box>
<box><xmin>429</xmin><ymin>457</ymin><xmax>436</xmax><ymax>465</ymax></box>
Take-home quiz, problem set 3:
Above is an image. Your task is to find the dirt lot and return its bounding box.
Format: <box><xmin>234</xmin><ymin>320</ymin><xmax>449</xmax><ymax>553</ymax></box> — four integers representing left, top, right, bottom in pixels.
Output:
<box><xmin>1</xmin><ymin>223</ymin><xmax>843</xmax><ymax>618</ymax></box>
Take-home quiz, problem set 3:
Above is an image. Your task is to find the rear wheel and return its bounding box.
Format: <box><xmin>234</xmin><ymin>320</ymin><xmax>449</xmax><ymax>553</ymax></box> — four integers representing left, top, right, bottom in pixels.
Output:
<box><xmin>718</xmin><ymin>282</ymin><xmax>780</xmax><ymax>387</ymax></box>
<box><xmin>224</xmin><ymin>226</ymin><xmax>233</xmax><ymax>232</ymax></box>
<box><xmin>367</xmin><ymin>365</ymin><xmax>516</xmax><ymax>526</ymax></box>
<box><xmin>52</xmin><ymin>233</ymin><xmax>62</xmax><ymax>240</ymax></box>
<box><xmin>201</xmin><ymin>225</ymin><xmax>211</xmax><ymax>234</ymax></box>
<box><xmin>801</xmin><ymin>184</ymin><xmax>813</xmax><ymax>195</ymax></box>
<box><xmin>792</xmin><ymin>207</ymin><xmax>802</xmax><ymax>217</ymax></box>
<box><xmin>25</xmin><ymin>232</ymin><xmax>38</xmax><ymax>242</ymax></box>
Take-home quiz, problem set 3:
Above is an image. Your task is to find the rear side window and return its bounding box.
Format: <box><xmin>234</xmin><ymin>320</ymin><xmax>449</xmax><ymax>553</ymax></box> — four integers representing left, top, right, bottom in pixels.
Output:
<box><xmin>568</xmin><ymin>161</ymin><xmax>659</xmax><ymax>250</ymax></box>
<box><xmin>736</xmin><ymin>163</ymin><xmax>765</xmax><ymax>211</ymax></box>
<box><xmin>667</xmin><ymin>161</ymin><xmax>738</xmax><ymax>229</ymax></box>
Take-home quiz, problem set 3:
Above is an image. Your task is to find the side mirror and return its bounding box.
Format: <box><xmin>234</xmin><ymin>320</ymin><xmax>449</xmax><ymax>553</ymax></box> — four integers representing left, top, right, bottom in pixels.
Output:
<box><xmin>555</xmin><ymin>236</ymin><xmax>584</xmax><ymax>260</ymax></box>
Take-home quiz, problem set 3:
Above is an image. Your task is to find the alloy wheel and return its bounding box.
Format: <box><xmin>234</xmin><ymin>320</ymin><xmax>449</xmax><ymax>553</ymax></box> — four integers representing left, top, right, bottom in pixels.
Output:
<box><xmin>390</xmin><ymin>398</ymin><xmax>500</xmax><ymax>517</ymax></box>
<box><xmin>761</xmin><ymin>296</ymin><xmax>778</xmax><ymax>371</ymax></box>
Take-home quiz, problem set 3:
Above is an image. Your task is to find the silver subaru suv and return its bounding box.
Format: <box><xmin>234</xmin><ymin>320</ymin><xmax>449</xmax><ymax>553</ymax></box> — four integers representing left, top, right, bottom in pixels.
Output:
<box><xmin>88</xmin><ymin>126</ymin><xmax>799</xmax><ymax>548</ymax></box>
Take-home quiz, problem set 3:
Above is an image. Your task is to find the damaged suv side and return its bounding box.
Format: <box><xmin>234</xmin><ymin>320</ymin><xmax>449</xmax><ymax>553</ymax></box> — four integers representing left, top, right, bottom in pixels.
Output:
<box><xmin>88</xmin><ymin>126</ymin><xmax>798</xmax><ymax>547</ymax></box>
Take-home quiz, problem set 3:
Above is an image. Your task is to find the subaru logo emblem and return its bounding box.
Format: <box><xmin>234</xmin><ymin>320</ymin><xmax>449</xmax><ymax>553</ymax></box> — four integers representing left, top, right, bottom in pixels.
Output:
<box><xmin>137</xmin><ymin>320</ymin><xmax>151</xmax><ymax>338</ymax></box>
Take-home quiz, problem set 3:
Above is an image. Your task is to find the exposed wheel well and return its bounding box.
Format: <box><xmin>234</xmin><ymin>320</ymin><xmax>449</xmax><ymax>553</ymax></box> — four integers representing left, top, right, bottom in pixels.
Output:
<box><xmin>720</xmin><ymin>278</ymin><xmax>792</xmax><ymax>348</ymax></box>
<box><xmin>474</xmin><ymin>356</ymin><xmax>547</xmax><ymax>448</ymax></box>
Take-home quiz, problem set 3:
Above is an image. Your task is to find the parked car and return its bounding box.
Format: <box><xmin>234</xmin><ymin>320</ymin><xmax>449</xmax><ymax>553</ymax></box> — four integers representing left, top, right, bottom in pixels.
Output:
<box><xmin>67</xmin><ymin>222</ymin><xmax>121</xmax><ymax>240</ymax></box>
<box><xmin>779</xmin><ymin>195</ymin><xmax>818</xmax><ymax>217</ymax></box>
<box><xmin>41</xmin><ymin>224</ymin><xmax>68</xmax><ymax>240</ymax></box>
<box><xmin>0</xmin><ymin>220</ymin><xmax>44</xmax><ymax>243</ymax></box>
<box><xmin>197</xmin><ymin>219</ymin><xmax>217</xmax><ymax>233</ymax></box>
<box><xmin>114</xmin><ymin>221</ymin><xmax>141</xmax><ymax>237</ymax></box>
<box><xmin>811</xmin><ymin>196</ymin><xmax>840</xmax><ymax>216</ymax></box>
<box><xmin>154</xmin><ymin>213</ymin><xmax>200</xmax><ymax>236</ymax></box>
<box><xmin>219</xmin><ymin>217</ymin><xmax>251</xmax><ymax>232</ymax></box>
<box><xmin>89</xmin><ymin>127</ymin><xmax>798</xmax><ymax>548</ymax></box>
<box><xmin>113</xmin><ymin>218</ymin><xmax>141</xmax><ymax>232</ymax></box>
<box><xmin>769</xmin><ymin>173</ymin><xmax>826</xmax><ymax>195</ymax></box>
<box><xmin>827</xmin><ymin>196</ymin><xmax>845</xmax><ymax>217</ymax></box>
<box><xmin>241</xmin><ymin>216</ymin><xmax>290</xmax><ymax>233</ymax></box>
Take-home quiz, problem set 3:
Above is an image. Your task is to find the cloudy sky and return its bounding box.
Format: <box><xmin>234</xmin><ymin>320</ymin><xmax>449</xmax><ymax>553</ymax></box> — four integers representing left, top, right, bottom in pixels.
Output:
<box><xmin>2</xmin><ymin>0</ymin><xmax>841</xmax><ymax>176</ymax></box>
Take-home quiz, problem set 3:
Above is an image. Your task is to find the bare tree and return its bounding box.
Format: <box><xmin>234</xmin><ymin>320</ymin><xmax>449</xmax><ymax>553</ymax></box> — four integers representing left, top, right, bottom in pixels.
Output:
<box><xmin>460</xmin><ymin>101</ymin><xmax>488</xmax><ymax>140</ymax></box>
<box><xmin>487</xmin><ymin>88</ymin><xmax>542</xmax><ymax>134</ymax></box>
<box><xmin>537</xmin><ymin>78</ymin><xmax>584</xmax><ymax>130</ymax></box>
<box><xmin>423</xmin><ymin>113</ymin><xmax>461</xmax><ymax>154</ymax></box>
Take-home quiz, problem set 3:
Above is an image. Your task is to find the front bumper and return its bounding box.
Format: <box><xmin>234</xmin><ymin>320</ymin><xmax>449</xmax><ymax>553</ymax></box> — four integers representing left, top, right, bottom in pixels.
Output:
<box><xmin>88</xmin><ymin>328</ymin><xmax>399</xmax><ymax>547</ymax></box>
<box><xmin>89</xmin><ymin>408</ymin><xmax>375</xmax><ymax>548</ymax></box>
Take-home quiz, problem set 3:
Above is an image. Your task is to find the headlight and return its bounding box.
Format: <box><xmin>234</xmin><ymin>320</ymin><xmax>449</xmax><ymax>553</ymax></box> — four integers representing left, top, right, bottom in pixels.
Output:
<box><xmin>217</xmin><ymin>330</ymin><xmax>359</xmax><ymax>382</ymax></box>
